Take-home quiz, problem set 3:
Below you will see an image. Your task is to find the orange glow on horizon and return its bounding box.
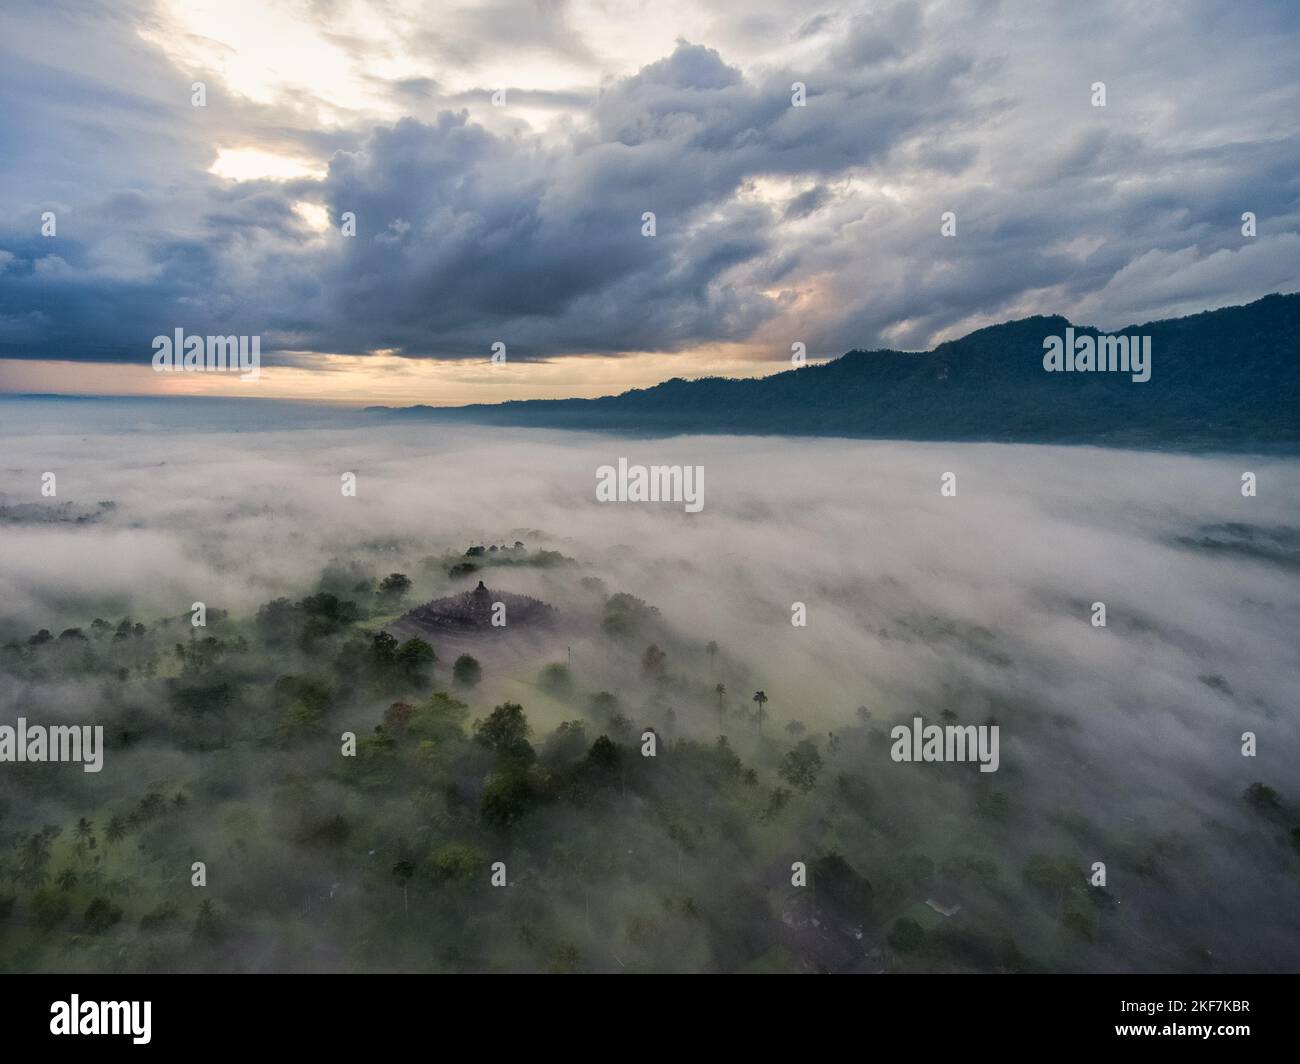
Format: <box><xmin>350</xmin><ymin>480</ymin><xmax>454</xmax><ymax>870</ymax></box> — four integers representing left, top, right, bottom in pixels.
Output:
<box><xmin>0</xmin><ymin>347</ymin><xmax>804</xmax><ymax>407</ymax></box>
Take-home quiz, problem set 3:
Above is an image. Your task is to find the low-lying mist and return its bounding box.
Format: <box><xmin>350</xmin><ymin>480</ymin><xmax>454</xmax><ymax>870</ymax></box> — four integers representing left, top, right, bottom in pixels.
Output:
<box><xmin>1</xmin><ymin>397</ymin><xmax>1297</xmax><ymax>972</ymax></box>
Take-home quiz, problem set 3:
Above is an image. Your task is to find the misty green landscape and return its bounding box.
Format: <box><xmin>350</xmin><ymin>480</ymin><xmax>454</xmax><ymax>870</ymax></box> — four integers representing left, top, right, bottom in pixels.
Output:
<box><xmin>2</xmin><ymin>404</ymin><xmax>1297</xmax><ymax>973</ymax></box>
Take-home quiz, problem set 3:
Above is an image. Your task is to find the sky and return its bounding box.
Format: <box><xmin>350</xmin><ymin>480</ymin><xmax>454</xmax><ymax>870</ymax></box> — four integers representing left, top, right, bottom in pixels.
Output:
<box><xmin>0</xmin><ymin>0</ymin><xmax>1297</xmax><ymax>404</ymax></box>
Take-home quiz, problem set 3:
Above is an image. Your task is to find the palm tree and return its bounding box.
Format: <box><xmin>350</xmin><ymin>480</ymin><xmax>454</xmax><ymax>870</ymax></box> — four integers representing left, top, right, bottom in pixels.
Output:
<box><xmin>139</xmin><ymin>793</ymin><xmax>165</xmax><ymax>821</ymax></box>
<box><xmin>56</xmin><ymin>868</ymin><xmax>78</xmax><ymax>892</ymax></box>
<box><xmin>393</xmin><ymin>859</ymin><xmax>415</xmax><ymax>916</ymax></box>
<box><xmin>193</xmin><ymin>899</ymin><xmax>220</xmax><ymax>944</ymax></box>
<box><xmin>16</xmin><ymin>833</ymin><xmax>53</xmax><ymax>888</ymax></box>
<box><xmin>752</xmin><ymin>691</ymin><xmax>769</xmax><ymax>734</ymax></box>
<box><xmin>105</xmin><ymin>816</ymin><xmax>126</xmax><ymax>851</ymax></box>
<box><xmin>73</xmin><ymin>817</ymin><xmax>95</xmax><ymax>866</ymax></box>
<box><xmin>706</xmin><ymin>640</ymin><xmax>719</xmax><ymax>672</ymax></box>
<box><xmin>715</xmin><ymin>683</ymin><xmax>726</xmax><ymax>723</ymax></box>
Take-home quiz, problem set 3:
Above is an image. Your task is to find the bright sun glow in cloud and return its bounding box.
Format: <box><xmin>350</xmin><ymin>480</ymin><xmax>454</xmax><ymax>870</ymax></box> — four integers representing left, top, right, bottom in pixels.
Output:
<box><xmin>210</xmin><ymin>149</ymin><xmax>328</xmax><ymax>182</ymax></box>
<box><xmin>143</xmin><ymin>0</ymin><xmax>380</xmax><ymax>112</ymax></box>
<box><xmin>292</xmin><ymin>201</ymin><xmax>332</xmax><ymax>231</ymax></box>
<box><xmin>143</xmin><ymin>0</ymin><xmax>804</xmax><ymax>119</ymax></box>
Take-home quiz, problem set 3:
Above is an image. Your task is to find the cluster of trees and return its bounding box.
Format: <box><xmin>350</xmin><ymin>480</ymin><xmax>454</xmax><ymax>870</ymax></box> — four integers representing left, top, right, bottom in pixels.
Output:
<box><xmin>433</xmin><ymin>541</ymin><xmax>571</xmax><ymax>580</ymax></box>
<box><xmin>1243</xmin><ymin>783</ymin><xmax>1300</xmax><ymax>857</ymax></box>
<box><xmin>5</xmin><ymin>574</ymin><xmax>1286</xmax><ymax>974</ymax></box>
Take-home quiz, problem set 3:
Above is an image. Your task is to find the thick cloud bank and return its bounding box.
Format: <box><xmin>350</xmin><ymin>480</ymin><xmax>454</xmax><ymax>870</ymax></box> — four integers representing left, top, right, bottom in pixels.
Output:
<box><xmin>1</xmin><ymin>1</ymin><xmax>1298</xmax><ymax>366</ymax></box>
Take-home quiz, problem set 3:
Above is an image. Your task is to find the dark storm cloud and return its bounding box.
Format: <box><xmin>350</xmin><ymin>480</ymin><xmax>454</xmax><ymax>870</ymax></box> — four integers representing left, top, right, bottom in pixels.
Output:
<box><xmin>0</xmin><ymin>0</ymin><xmax>1297</xmax><ymax>367</ymax></box>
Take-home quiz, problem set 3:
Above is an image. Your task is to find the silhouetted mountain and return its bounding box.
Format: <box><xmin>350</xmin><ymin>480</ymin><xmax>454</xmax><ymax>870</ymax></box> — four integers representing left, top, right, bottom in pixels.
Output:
<box><xmin>373</xmin><ymin>294</ymin><xmax>1300</xmax><ymax>448</ymax></box>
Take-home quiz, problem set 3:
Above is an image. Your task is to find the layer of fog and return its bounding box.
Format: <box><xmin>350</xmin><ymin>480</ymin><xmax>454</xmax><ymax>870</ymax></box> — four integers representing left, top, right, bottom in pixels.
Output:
<box><xmin>1</xmin><ymin>397</ymin><xmax>1298</xmax><ymax>970</ymax></box>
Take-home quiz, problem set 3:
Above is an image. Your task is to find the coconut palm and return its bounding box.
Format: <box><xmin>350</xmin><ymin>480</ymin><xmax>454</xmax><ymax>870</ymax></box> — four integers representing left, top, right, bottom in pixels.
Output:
<box><xmin>56</xmin><ymin>868</ymin><xmax>78</xmax><ymax>892</ymax></box>
<box><xmin>15</xmin><ymin>832</ymin><xmax>53</xmax><ymax>888</ymax></box>
<box><xmin>706</xmin><ymin>640</ymin><xmax>719</xmax><ymax>672</ymax></box>
<box><xmin>752</xmin><ymin>690</ymin><xmax>769</xmax><ymax>734</ymax></box>
<box><xmin>715</xmin><ymin>683</ymin><xmax>726</xmax><ymax>723</ymax></box>
<box><xmin>393</xmin><ymin>859</ymin><xmax>415</xmax><ymax>916</ymax></box>
<box><xmin>72</xmin><ymin>817</ymin><xmax>95</xmax><ymax>866</ymax></box>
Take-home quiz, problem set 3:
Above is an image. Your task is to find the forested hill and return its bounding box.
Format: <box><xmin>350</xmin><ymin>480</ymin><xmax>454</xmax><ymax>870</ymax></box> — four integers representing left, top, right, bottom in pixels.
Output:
<box><xmin>372</xmin><ymin>294</ymin><xmax>1300</xmax><ymax>448</ymax></box>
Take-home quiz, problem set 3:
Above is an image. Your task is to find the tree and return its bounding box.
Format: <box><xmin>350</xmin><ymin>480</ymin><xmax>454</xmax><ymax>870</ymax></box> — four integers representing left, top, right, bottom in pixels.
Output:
<box><xmin>752</xmin><ymin>691</ymin><xmax>769</xmax><ymax>734</ymax></box>
<box><xmin>15</xmin><ymin>829</ymin><xmax>57</xmax><ymax>889</ymax></box>
<box><xmin>453</xmin><ymin>654</ymin><xmax>482</xmax><ymax>688</ymax></box>
<box><xmin>383</xmin><ymin>701</ymin><xmax>415</xmax><ymax>731</ymax></box>
<box><xmin>256</xmin><ymin>597</ymin><xmax>304</xmax><ymax>645</ymax></box>
<box><xmin>474</xmin><ymin>702</ymin><xmax>534</xmax><ymax>764</ymax></box>
<box><xmin>138</xmin><ymin>792</ymin><xmax>166</xmax><ymax>821</ymax></box>
<box><xmin>1244</xmin><ymin>782</ymin><xmax>1281</xmax><ymax>810</ymax></box>
<box><xmin>888</xmin><ymin>917</ymin><xmax>925</xmax><ymax>953</ymax></box>
<box><xmin>140</xmin><ymin>902</ymin><xmax>180</xmax><ymax>933</ymax></box>
<box><xmin>428</xmin><ymin>843</ymin><xmax>487</xmax><ymax>885</ymax></box>
<box><xmin>779</xmin><ymin>739</ymin><xmax>823</xmax><ymax>793</ymax></box>
<box><xmin>392</xmin><ymin>859</ymin><xmax>415</xmax><ymax>915</ymax></box>
<box><xmin>539</xmin><ymin>663</ymin><xmax>572</xmax><ymax>696</ymax></box>
<box><xmin>642</xmin><ymin>644</ymin><xmax>667</xmax><ymax>677</ymax></box>
<box><xmin>192</xmin><ymin>899</ymin><xmax>223</xmax><ymax>944</ymax></box>
<box><xmin>84</xmin><ymin>896</ymin><xmax>123</xmax><ymax>933</ymax></box>
<box><xmin>601</xmin><ymin>592</ymin><xmax>658</xmax><ymax>638</ymax></box>
<box><xmin>542</xmin><ymin>720</ymin><xmax>588</xmax><ymax>765</ymax></box>
<box><xmin>1062</xmin><ymin>908</ymin><xmax>1095</xmax><ymax>941</ymax></box>
<box><xmin>377</xmin><ymin>572</ymin><xmax>412</xmax><ymax>606</ymax></box>
<box><xmin>764</xmin><ymin>787</ymin><xmax>791</xmax><ymax>819</ymax></box>
<box><xmin>481</xmin><ymin>772</ymin><xmax>538</xmax><ymax>828</ymax></box>
<box><xmin>301</xmin><ymin>593</ymin><xmax>359</xmax><ymax>639</ymax></box>
<box><xmin>370</xmin><ymin>631</ymin><xmax>399</xmax><ymax>669</ymax></box>
<box><xmin>715</xmin><ymin>683</ymin><xmax>726</xmax><ymax>723</ymax></box>
<box><xmin>56</xmin><ymin>868</ymin><xmax>78</xmax><ymax>892</ymax></box>
<box><xmin>581</xmin><ymin>736</ymin><xmax>622</xmax><ymax>787</ymax></box>
<box><xmin>73</xmin><ymin>817</ymin><xmax>95</xmax><ymax>863</ymax></box>
<box><xmin>588</xmin><ymin>691</ymin><xmax>620</xmax><ymax>716</ymax></box>
<box><xmin>395</xmin><ymin>637</ymin><xmax>435</xmax><ymax>682</ymax></box>
<box><xmin>706</xmin><ymin>640</ymin><xmax>719</xmax><ymax>671</ymax></box>
<box><xmin>1022</xmin><ymin>854</ymin><xmax>1080</xmax><ymax>899</ymax></box>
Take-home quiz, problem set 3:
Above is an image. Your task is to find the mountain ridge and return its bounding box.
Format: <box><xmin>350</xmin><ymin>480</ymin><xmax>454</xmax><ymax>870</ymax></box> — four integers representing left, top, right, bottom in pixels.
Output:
<box><xmin>370</xmin><ymin>294</ymin><xmax>1300</xmax><ymax>448</ymax></box>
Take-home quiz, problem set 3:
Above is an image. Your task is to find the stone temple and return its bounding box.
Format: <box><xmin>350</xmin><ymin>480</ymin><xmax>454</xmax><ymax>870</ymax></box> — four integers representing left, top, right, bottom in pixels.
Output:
<box><xmin>395</xmin><ymin>581</ymin><xmax>555</xmax><ymax>637</ymax></box>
